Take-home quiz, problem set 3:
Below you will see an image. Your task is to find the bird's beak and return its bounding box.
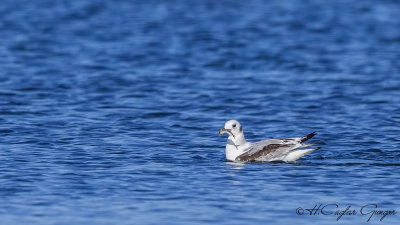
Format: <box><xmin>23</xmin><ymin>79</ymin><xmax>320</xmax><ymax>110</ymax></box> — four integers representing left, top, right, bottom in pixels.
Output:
<box><xmin>219</xmin><ymin>128</ymin><xmax>229</xmax><ymax>136</ymax></box>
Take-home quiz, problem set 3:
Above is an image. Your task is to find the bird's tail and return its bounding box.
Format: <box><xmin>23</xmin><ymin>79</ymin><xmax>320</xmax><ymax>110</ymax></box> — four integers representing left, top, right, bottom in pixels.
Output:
<box><xmin>300</xmin><ymin>132</ymin><xmax>316</xmax><ymax>143</ymax></box>
<box><xmin>284</xmin><ymin>147</ymin><xmax>321</xmax><ymax>162</ymax></box>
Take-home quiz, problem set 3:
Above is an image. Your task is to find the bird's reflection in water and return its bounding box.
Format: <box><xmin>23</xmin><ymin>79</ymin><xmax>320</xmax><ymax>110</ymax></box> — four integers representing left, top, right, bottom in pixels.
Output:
<box><xmin>226</xmin><ymin>161</ymin><xmax>245</xmax><ymax>169</ymax></box>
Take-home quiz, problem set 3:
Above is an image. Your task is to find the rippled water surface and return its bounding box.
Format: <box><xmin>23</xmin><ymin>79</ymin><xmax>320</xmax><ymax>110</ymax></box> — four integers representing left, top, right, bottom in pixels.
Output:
<box><xmin>1</xmin><ymin>0</ymin><xmax>400</xmax><ymax>224</ymax></box>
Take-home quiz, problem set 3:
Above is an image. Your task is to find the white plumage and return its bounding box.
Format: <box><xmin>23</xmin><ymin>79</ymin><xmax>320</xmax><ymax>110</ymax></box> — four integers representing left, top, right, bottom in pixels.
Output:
<box><xmin>219</xmin><ymin>120</ymin><xmax>320</xmax><ymax>162</ymax></box>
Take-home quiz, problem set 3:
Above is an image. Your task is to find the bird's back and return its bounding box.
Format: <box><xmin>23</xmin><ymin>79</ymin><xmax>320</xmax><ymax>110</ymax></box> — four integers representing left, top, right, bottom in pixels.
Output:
<box><xmin>236</xmin><ymin>135</ymin><xmax>316</xmax><ymax>162</ymax></box>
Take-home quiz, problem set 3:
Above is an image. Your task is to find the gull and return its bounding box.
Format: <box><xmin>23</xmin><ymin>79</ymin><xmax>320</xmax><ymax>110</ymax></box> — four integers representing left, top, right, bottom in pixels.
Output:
<box><xmin>219</xmin><ymin>120</ymin><xmax>320</xmax><ymax>162</ymax></box>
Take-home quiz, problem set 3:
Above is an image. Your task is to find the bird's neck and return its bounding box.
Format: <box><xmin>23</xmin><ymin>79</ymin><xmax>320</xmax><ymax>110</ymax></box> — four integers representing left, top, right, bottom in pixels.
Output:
<box><xmin>228</xmin><ymin>133</ymin><xmax>247</xmax><ymax>146</ymax></box>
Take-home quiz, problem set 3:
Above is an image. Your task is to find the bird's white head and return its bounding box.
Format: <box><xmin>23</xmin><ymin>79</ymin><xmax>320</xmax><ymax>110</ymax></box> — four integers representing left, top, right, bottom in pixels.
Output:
<box><xmin>219</xmin><ymin>120</ymin><xmax>242</xmax><ymax>137</ymax></box>
<box><xmin>219</xmin><ymin>120</ymin><xmax>246</xmax><ymax>145</ymax></box>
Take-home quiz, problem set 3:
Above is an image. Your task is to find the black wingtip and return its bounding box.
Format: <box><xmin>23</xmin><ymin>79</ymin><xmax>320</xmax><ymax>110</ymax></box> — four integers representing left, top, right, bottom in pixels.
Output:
<box><xmin>314</xmin><ymin>147</ymin><xmax>322</xmax><ymax>151</ymax></box>
<box><xmin>301</xmin><ymin>132</ymin><xmax>317</xmax><ymax>142</ymax></box>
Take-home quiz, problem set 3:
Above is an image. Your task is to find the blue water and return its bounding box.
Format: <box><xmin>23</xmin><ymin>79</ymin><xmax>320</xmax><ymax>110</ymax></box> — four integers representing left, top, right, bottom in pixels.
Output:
<box><xmin>1</xmin><ymin>0</ymin><xmax>399</xmax><ymax>224</ymax></box>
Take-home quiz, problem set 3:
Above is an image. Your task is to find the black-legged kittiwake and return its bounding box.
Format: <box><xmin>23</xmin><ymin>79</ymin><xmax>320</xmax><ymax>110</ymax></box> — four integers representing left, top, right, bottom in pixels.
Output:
<box><xmin>219</xmin><ymin>120</ymin><xmax>320</xmax><ymax>162</ymax></box>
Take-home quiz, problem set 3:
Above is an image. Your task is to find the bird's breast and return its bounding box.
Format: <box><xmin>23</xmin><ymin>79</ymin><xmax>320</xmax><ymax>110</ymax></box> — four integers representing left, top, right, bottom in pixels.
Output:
<box><xmin>225</xmin><ymin>143</ymin><xmax>251</xmax><ymax>161</ymax></box>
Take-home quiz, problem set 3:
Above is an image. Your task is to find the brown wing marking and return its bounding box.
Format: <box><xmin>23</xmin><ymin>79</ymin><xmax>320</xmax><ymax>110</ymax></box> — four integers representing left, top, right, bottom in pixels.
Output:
<box><xmin>235</xmin><ymin>144</ymin><xmax>291</xmax><ymax>162</ymax></box>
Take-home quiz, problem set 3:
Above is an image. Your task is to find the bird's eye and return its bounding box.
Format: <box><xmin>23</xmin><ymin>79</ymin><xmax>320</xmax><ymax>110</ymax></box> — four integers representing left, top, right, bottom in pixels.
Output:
<box><xmin>232</xmin><ymin>124</ymin><xmax>236</xmax><ymax>128</ymax></box>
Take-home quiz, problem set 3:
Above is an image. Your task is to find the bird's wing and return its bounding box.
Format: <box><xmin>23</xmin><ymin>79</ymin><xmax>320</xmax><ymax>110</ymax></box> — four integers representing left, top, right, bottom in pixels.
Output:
<box><xmin>235</xmin><ymin>139</ymin><xmax>297</xmax><ymax>162</ymax></box>
<box><xmin>235</xmin><ymin>133</ymin><xmax>316</xmax><ymax>162</ymax></box>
